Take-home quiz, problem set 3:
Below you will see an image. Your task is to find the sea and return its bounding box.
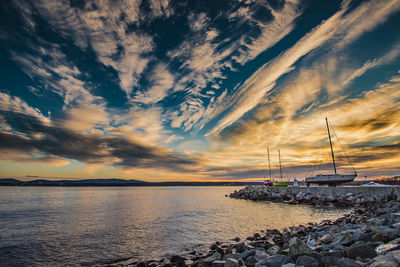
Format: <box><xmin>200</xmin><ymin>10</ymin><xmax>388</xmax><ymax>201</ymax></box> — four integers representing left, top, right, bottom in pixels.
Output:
<box><xmin>0</xmin><ymin>186</ymin><xmax>349</xmax><ymax>266</ymax></box>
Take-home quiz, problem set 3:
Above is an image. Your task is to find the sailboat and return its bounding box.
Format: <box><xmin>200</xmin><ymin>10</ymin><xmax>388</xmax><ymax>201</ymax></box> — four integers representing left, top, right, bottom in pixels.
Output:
<box><xmin>305</xmin><ymin>118</ymin><xmax>357</xmax><ymax>186</ymax></box>
<box><xmin>272</xmin><ymin>149</ymin><xmax>289</xmax><ymax>187</ymax></box>
<box><xmin>263</xmin><ymin>147</ymin><xmax>274</xmax><ymax>186</ymax></box>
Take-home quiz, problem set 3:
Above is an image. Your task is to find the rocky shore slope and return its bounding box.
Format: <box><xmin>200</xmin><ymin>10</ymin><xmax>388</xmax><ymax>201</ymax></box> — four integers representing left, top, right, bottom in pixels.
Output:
<box><xmin>108</xmin><ymin>186</ymin><xmax>400</xmax><ymax>267</ymax></box>
<box><xmin>228</xmin><ymin>185</ymin><xmax>398</xmax><ymax>208</ymax></box>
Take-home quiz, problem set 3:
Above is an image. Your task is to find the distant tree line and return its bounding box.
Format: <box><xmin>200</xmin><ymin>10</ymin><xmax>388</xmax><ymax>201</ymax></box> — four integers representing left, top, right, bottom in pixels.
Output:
<box><xmin>374</xmin><ymin>176</ymin><xmax>400</xmax><ymax>185</ymax></box>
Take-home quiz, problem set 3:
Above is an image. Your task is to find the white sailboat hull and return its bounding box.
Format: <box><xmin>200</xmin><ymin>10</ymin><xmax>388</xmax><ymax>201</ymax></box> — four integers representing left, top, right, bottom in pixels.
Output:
<box><xmin>305</xmin><ymin>174</ymin><xmax>356</xmax><ymax>185</ymax></box>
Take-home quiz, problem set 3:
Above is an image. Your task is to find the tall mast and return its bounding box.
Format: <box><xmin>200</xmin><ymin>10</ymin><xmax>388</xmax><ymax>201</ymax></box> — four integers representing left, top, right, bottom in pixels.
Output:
<box><xmin>326</xmin><ymin>117</ymin><xmax>337</xmax><ymax>174</ymax></box>
<box><xmin>278</xmin><ymin>149</ymin><xmax>283</xmax><ymax>180</ymax></box>
<box><xmin>267</xmin><ymin>147</ymin><xmax>272</xmax><ymax>179</ymax></box>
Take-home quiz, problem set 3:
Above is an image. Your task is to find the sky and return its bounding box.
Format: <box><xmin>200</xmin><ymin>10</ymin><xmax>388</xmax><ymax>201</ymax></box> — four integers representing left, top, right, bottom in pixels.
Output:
<box><xmin>0</xmin><ymin>0</ymin><xmax>400</xmax><ymax>182</ymax></box>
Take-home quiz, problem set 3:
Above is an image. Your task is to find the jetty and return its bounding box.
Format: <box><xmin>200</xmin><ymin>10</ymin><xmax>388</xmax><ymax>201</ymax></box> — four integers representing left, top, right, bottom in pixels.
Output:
<box><xmin>229</xmin><ymin>185</ymin><xmax>400</xmax><ymax>207</ymax></box>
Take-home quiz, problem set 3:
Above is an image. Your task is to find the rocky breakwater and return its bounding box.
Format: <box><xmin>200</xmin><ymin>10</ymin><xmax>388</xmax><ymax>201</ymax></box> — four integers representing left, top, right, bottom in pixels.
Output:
<box><xmin>228</xmin><ymin>186</ymin><xmax>398</xmax><ymax>208</ymax></box>
<box><xmin>110</xmin><ymin>200</ymin><xmax>400</xmax><ymax>267</ymax></box>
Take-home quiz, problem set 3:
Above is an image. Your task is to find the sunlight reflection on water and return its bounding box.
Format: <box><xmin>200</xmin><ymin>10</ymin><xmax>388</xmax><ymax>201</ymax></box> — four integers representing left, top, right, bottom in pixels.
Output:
<box><xmin>0</xmin><ymin>186</ymin><xmax>349</xmax><ymax>266</ymax></box>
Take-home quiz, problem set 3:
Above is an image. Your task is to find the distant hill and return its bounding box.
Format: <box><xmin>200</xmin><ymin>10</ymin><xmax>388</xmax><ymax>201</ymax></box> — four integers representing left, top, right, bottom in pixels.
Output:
<box><xmin>0</xmin><ymin>178</ymin><xmax>261</xmax><ymax>186</ymax></box>
<box><xmin>0</xmin><ymin>178</ymin><xmax>148</xmax><ymax>186</ymax></box>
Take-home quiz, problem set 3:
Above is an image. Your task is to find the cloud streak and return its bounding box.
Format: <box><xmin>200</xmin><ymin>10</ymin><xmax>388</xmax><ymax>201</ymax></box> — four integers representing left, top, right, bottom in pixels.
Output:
<box><xmin>207</xmin><ymin>0</ymin><xmax>400</xmax><ymax>135</ymax></box>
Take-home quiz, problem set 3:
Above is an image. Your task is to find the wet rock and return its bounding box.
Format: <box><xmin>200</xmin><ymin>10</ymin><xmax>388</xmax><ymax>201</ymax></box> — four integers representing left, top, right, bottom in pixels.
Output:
<box><xmin>223</xmin><ymin>258</ymin><xmax>239</xmax><ymax>267</ymax></box>
<box><xmin>295</xmin><ymin>255</ymin><xmax>319</xmax><ymax>267</ymax></box>
<box><xmin>347</xmin><ymin>242</ymin><xmax>376</xmax><ymax>259</ymax></box>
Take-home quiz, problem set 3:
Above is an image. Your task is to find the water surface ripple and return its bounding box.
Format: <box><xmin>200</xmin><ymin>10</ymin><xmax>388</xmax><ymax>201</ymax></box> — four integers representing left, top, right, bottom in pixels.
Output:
<box><xmin>0</xmin><ymin>186</ymin><xmax>348</xmax><ymax>266</ymax></box>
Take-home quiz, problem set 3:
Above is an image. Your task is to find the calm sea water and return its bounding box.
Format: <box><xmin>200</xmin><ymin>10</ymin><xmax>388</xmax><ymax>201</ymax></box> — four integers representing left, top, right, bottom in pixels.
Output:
<box><xmin>0</xmin><ymin>186</ymin><xmax>348</xmax><ymax>266</ymax></box>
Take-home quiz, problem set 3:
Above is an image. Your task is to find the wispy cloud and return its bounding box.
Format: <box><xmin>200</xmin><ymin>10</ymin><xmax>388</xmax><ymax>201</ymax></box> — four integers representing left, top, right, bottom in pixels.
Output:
<box><xmin>28</xmin><ymin>0</ymin><xmax>159</xmax><ymax>97</ymax></box>
<box><xmin>207</xmin><ymin>0</ymin><xmax>400</xmax><ymax>135</ymax></box>
<box><xmin>206</xmin><ymin>72</ymin><xmax>400</xmax><ymax>179</ymax></box>
<box><xmin>343</xmin><ymin>43</ymin><xmax>400</xmax><ymax>86</ymax></box>
<box><xmin>134</xmin><ymin>64</ymin><xmax>174</xmax><ymax>104</ymax></box>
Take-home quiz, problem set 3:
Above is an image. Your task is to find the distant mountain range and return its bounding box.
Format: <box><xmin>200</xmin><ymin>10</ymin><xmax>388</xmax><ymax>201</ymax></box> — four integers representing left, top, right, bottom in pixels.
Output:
<box><xmin>0</xmin><ymin>178</ymin><xmax>261</xmax><ymax>186</ymax></box>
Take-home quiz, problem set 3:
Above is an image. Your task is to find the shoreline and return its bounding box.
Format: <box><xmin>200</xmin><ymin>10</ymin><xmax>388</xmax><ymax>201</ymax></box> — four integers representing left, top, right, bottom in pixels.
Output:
<box><xmin>106</xmin><ymin>186</ymin><xmax>400</xmax><ymax>267</ymax></box>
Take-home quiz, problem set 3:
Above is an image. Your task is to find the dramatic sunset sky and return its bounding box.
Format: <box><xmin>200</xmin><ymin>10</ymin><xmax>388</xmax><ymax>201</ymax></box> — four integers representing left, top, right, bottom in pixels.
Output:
<box><xmin>0</xmin><ymin>0</ymin><xmax>399</xmax><ymax>182</ymax></box>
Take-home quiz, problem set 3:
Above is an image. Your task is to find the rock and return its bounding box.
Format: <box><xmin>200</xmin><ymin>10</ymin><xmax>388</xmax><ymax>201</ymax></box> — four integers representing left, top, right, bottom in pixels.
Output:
<box><xmin>198</xmin><ymin>252</ymin><xmax>222</xmax><ymax>267</ymax></box>
<box><xmin>379</xmin><ymin>228</ymin><xmax>400</xmax><ymax>242</ymax></box>
<box><xmin>367</xmin><ymin>254</ymin><xmax>398</xmax><ymax>267</ymax></box>
<box><xmin>254</xmin><ymin>249</ymin><xmax>269</xmax><ymax>261</ymax></box>
<box><xmin>212</xmin><ymin>260</ymin><xmax>226</xmax><ymax>267</ymax></box>
<box><xmin>307</xmin><ymin>252</ymin><xmax>327</xmax><ymax>266</ymax></box>
<box><xmin>370</xmin><ymin>232</ymin><xmax>385</xmax><ymax>242</ymax></box>
<box><xmin>388</xmin><ymin>250</ymin><xmax>400</xmax><ymax>263</ymax></box>
<box><xmin>233</xmin><ymin>237</ymin><xmax>241</xmax><ymax>242</ymax></box>
<box><xmin>254</xmin><ymin>255</ymin><xmax>289</xmax><ymax>267</ymax></box>
<box><xmin>318</xmin><ymin>234</ymin><xmax>333</xmax><ymax>244</ymax></box>
<box><xmin>224</xmin><ymin>258</ymin><xmax>239</xmax><ymax>267</ymax></box>
<box><xmin>224</xmin><ymin>247</ymin><xmax>233</xmax><ymax>256</ymax></box>
<box><xmin>295</xmin><ymin>255</ymin><xmax>319</xmax><ymax>267</ymax></box>
<box><xmin>170</xmin><ymin>255</ymin><xmax>186</xmax><ymax>266</ymax></box>
<box><xmin>325</xmin><ymin>257</ymin><xmax>360</xmax><ymax>267</ymax></box>
<box><xmin>367</xmin><ymin>241</ymin><xmax>384</xmax><ymax>249</ymax></box>
<box><xmin>322</xmin><ymin>250</ymin><xmax>345</xmax><ymax>258</ymax></box>
<box><xmin>236</xmin><ymin>242</ymin><xmax>247</xmax><ymax>253</ymax></box>
<box><xmin>330</xmin><ymin>225</ymin><xmax>341</xmax><ymax>233</ymax></box>
<box><xmin>237</xmin><ymin>249</ymin><xmax>255</xmax><ymax>260</ymax></box>
<box><xmin>244</xmin><ymin>256</ymin><xmax>257</xmax><ymax>266</ymax></box>
<box><xmin>375</xmin><ymin>243</ymin><xmax>400</xmax><ymax>254</ymax></box>
<box><xmin>347</xmin><ymin>242</ymin><xmax>377</xmax><ymax>259</ymax></box>
<box><xmin>267</xmin><ymin>245</ymin><xmax>280</xmax><ymax>255</ymax></box>
<box><xmin>281</xmin><ymin>264</ymin><xmax>296</xmax><ymax>267</ymax></box>
<box><xmin>288</xmin><ymin>237</ymin><xmax>314</xmax><ymax>259</ymax></box>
